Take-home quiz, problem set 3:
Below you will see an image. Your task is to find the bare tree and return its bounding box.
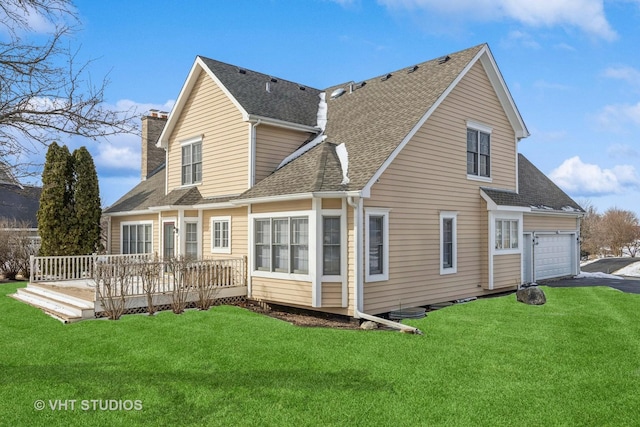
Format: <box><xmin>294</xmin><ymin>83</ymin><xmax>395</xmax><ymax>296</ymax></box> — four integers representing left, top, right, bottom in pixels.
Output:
<box><xmin>577</xmin><ymin>199</ymin><xmax>602</xmax><ymax>259</ymax></box>
<box><xmin>0</xmin><ymin>0</ymin><xmax>138</xmax><ymax>180</ymax></box>
<box><xmin>0</xmin><ymin>219</ymin><xmax>39</xmax><ymax>279</ymax></box>
<box><xmin>600</xmin><ymin>208</ymin><xmax>640</xmax><ymax>257</ymax></box>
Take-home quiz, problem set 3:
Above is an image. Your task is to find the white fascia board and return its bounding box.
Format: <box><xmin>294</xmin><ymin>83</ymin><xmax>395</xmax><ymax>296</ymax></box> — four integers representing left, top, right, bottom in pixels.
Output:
<box><xmin>192</xmin><ymin>201</ymin><xmax>236</xmax><ymax>209</ymax></box>
<box><xmin>528</xmin><ymin>209</ymin><xmax>585</xmax><ymax>218</ymax></box>
<box><xmin>246</xmin><ymin>114</ymin><xmax>319</xmax><ymax>133</ymax></box>
<box><xmin>362</xmin><ymin>48</ymin><xmax>486</xmax><ymax>196</ymax></box>
<box><xmin>103</xmin><ymin>209</ymin><xmax>153</xmax><ymax>217</ymax></box>
<box><xmin>231</xmin><ymin>191</ymin><xmax>363</xmax><ymax>206</ymax></box>
<box><xmin>157</xmin><ymin>57</ymin><xmax>249</xmax><ymax>148</ymax></box>
<box><xmin>478</xmin><ymin>46</ymin><xmax>530</xmax><ymax>139</ymax></box>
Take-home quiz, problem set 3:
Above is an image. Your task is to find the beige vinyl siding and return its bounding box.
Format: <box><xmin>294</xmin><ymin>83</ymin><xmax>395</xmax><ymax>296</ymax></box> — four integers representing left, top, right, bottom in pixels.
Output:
<box><xmin>251</xmin><ymin>277</ymin><xmax>311</xmax><ymax>306</ymax></box>
<box><xmin>524</xmin><ymin>214</ymin><xmax>579</xmax><ymax>232</ymax></box>
<box><xmin>250</xmin><ymin>199</ymin><xmax>312</xmax><ymax>214</ymax></box>
<box><xmin>109</xmin><ymin>214</ymin><xmax>158</xmax><ymax>255</ymax></box>
<box><xmin>166</xmin><ymin>70</ymin><xmax>248</xmax><ymax>197</ymax></box>
<box><xmin>255</xmin><ymin>126</ymin><xmax>312</xmax><ymax>183</ymax></box>
<box><xmin>492</xmin><ymin>254</ymin><xmax>521</xmax><ymax>288</ymax></box>
<box><xmin>322</xmin><ymin>198</ymin><xmax>343</xmax><ymax>209</ymax></box>
<box><xmin>202</xmin><ymin>207</ymin><xmax>248</xmax><ymax>258</ymax></box>
<box><xmin>362</xmin><ymin>61</ymin><xmax>517</xmax><ymax>314</ymax></box>
<box><xmin>321</xmin><ymin>282</ymin><xmax>343</xmax><ymax>307</ymax></box>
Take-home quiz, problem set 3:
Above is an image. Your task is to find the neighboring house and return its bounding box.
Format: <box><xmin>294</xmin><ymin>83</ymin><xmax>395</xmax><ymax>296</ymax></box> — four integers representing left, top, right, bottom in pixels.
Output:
<box><xmin>104</xmin><ymin>43</ymin><xmax>583</xmax><ymax>317</ymax></box>
<box><xmin>0</xmin><ymin>164</ymin><xmax>41</xmax><ymax>245</ymax></box>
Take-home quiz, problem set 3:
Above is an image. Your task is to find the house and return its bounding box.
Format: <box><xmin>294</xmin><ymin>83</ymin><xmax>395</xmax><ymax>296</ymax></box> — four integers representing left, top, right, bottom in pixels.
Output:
<box><xmin>0</xmin><ymin>164</ymin><xmax>41</xmax><ymax>244</ymax></box>
<box><xmin>104</xmin><ymin>43</ymin><xmax>583</xmax><ymax>318</ymax></box>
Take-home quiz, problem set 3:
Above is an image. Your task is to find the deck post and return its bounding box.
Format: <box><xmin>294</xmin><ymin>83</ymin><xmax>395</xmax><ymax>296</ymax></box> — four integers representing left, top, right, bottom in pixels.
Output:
<box><xmin>29</xmin><ymin>255</ymin><xmax>34</xmax><ymax>283</ymax></box>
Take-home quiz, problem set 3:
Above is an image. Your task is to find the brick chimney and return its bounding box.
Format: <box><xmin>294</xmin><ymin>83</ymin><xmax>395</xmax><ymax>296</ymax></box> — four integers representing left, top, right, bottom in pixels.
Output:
<box><xmin>141</xmin><ymin>110</ymin><xmax>168</xmax><ymax>180</ymax></box>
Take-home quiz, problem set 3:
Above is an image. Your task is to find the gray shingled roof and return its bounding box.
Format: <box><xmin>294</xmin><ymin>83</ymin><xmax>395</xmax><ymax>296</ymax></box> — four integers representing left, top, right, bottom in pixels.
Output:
<box><xmin>199</xmin><ymin>57</ymin><xmax>322</xmax><ymax>127</ymax></box>
<box><xmin>237</xmin><ymin>44</ymin><xmax>485</xmax><ymax>199</ymax></box>
<box><xmin>104</xmin><ymin>167</ymin><xmax>166</xmax><ymax>213</ymax></box>
<box><xmin>0</xmin><ymin>183</ymin><xmax>41</xmax><ymax>227</ymax></box>
<box><xmin>481</xmin><ymin>154</ymin><xmax>583</xmax><ymax>212</ymax></box>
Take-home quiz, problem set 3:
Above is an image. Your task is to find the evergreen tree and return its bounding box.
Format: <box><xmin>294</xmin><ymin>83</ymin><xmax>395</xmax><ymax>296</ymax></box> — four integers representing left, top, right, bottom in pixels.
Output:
<box><xmin>72</xmin><ymin>147</ymin><xmax>102</xmax><ymax>254</ymax></box>
<box><xmin>37</xmin><ymin>143</ymin><xmax>75</xmax><ymax>256</ymax></box>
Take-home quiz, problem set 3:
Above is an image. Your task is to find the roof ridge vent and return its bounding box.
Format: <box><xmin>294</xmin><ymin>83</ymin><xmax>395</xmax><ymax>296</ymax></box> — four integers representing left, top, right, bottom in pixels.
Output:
<box><xmin>407</xmin><ymin>65</ymin><xmax>419</xmax><ymax>73</ymax></box>
<box><xmin>330</xmin><ymin>87</ymin><xmax>346</xmax><ymax>99</ymax></box>
<box><xmin>299</xmin><ymin>85</ymin><xmax>306</xmax><ymax>91</ymax></box>
<box><xmin>438</xmin><ymin>55</ymin><xmax>450</xmax><ymax>64</ymax></box>
<box><xmin>237</xmin><ymin>68</ymin><xmax>246</xmax><ymax>74</ymax></box>
<box><xmin>269</xmin><ymin>76</ymin><xmax>278</xmax><ymax>82</ymax></box>
<box><xmin>356</xmin><ymin>81</ymin><xmax>367</xmax><ymax>89</ymax></box>
<box><xmin>381</xmin><ymin>73</ymin><xmax>392</xmax><ymax>81</ymax></box>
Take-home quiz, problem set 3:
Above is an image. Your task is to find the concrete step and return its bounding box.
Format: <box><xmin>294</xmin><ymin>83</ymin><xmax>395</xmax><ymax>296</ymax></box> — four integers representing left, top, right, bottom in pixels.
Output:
<box><xmin>11</xmin><ymin>287</ymin><xmax>95</xmax><ymax>323</ymax></box>
<box><xmin>26</xmin><ymin>284</ymin><xmax>95</xmax><ymax>309</ymax></box>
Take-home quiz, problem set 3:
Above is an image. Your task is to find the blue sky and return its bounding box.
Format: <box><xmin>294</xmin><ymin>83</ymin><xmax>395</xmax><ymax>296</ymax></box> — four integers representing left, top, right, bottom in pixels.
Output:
<box><xmin>24</xmin><ymin>0</ymin><xmax>640</xmax><ymax>215</ymax></box>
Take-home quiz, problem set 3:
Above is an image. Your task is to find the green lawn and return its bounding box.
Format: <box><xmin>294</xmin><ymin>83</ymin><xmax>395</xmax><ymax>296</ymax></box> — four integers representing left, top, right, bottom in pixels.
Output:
<box><xmin>1</xmin><ymin>282</ymin><xmax>639</xmax><ymax>426</ymax></box>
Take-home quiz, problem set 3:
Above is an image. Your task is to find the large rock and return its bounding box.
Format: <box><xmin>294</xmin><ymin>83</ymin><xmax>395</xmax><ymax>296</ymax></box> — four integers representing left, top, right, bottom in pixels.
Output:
<box><xmin>360</xmin><ymin>321</ymin><xmax>378</xmax><ymax>330</ymax></box>
<box><xmin>516</xmin><ymin>286</ymin><xmax>546</xmax><ymax>305</ymax></box>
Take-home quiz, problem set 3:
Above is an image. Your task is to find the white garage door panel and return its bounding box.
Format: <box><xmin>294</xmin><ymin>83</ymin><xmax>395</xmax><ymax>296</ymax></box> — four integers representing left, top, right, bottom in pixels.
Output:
<box><xmin>535</xmin><ymin>235</ymin><xmax>573</xmax><ymax>280</ymax></box>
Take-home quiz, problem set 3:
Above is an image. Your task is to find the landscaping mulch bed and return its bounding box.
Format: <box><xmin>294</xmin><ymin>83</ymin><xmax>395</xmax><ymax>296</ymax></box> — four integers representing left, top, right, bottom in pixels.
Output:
<box><xmin>243</xmin><ymin>300</ymin><xmax>361</xmax><ymax>329</ymax></box>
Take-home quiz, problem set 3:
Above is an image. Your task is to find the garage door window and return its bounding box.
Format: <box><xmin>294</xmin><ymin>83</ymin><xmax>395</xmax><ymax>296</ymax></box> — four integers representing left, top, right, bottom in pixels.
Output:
<box><xmin>495</xmin><ymin>219</ymin><xmax>518</xmax><ymax>250</ymax></box>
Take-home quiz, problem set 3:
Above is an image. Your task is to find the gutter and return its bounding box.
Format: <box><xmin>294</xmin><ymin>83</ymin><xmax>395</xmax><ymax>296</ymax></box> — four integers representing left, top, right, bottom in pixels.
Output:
<box><xmin>346</xmin><ymin>196</ymin><xmax>422</xmax><ymax>335</ymax></box>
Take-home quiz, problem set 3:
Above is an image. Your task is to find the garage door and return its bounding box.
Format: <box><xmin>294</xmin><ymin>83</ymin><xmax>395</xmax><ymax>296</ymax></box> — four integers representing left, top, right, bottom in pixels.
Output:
<box><xmin>534</xmin><ymin>234</ymin><xmax>574</xmax><ymax>280</ymax></box>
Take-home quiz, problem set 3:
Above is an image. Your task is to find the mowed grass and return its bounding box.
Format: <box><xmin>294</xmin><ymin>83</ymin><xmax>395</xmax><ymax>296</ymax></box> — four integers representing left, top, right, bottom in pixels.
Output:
<box><xmin>1</xmin><ymin>282</ymin><xmax>639</xmax><ymax>426</ymax></box>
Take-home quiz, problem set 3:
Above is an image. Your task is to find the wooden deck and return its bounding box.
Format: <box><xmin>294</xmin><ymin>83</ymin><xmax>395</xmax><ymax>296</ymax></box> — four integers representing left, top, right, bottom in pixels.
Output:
<box><xmin>12</xmin><ymin>254</ymin><xmax>248</xmax><ymax>322</ymax></box>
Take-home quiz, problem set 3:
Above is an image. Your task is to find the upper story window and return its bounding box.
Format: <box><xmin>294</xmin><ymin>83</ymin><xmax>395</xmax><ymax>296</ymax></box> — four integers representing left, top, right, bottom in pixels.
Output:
<box><xmin>181</xmin><ymin>140</ymin><xmax>202</xmax><ymax>185</ymax></box>
<box><xmin>467</xmin><ymin>124</ymin><xmax>491</xmax><ymax>179</ymax></box>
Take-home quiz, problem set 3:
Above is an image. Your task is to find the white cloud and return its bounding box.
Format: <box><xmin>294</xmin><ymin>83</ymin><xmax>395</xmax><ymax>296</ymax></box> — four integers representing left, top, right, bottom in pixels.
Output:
<box><xmin>603</xmin><ymin>65</ymin><xmax>640</xmax><ymax>89</ymax></box>
<box><xmin>607</xmin><ymin>143</ymin><xmax>639</xmax><ymax>158</ymax></box>
<box><xmin>377</xmin><ymin>0</ymin><xmax>617</xmax><ymax>40</ymax></box>
<box><xmin>93</xmin><ymin>135</ymin><xmax>141</xmax><ymax>171</ymax></box>
<box><xmin>594</xmin><ymin>102</ymin><xmax>640</xmax><ymax>131</ymax></box>
<box><xmin>549</xmin><ymin>156</ymin><xmax>640</xmax><ymax>196</ymax></box>
<box><xmin>502</xmin><ymin>30</ymin><xmax>541</xmax><ymax>49</ymax></box>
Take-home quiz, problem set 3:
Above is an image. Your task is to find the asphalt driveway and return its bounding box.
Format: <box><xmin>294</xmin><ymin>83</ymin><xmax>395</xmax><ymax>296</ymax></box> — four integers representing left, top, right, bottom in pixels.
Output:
<box><xmin>543</xmin><ymin>257</ymin><xmax>640</xmax><ymax>294</ymax></box>
<box><xmin>544</xmin><ymin>276</ymin><xmax>640</xmax><ymax>294</ymax></box>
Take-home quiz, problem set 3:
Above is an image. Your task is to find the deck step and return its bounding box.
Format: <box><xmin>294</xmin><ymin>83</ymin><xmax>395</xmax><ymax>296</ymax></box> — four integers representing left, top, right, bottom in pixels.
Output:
<box><xmin>11</xmin><ymin>286</ymin><xmax>95</xmax><ymax>323</ymax></box>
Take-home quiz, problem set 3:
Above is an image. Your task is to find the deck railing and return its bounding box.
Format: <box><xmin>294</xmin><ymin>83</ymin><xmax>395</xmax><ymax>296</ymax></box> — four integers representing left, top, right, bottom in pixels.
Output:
<box><xmin>30</xmin><ymin>253</ymin><xmax>247</xmax><ymax>297</ymax></box>
<box><xmin>29</xmin><ymin>253</ymin><xmax>152</xmax><ymax>282</ymax></box>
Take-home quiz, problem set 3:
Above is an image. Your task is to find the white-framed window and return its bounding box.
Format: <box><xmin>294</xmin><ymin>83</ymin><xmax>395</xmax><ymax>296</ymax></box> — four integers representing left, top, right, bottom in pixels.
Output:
<box><xmin>181</xmin><ymin>138</ymin><xmax>202</xmax><ymax>185</ymax></box>
<box><xmin>322</xmin><ymin>216</ymin><xmax>341</xmax><ymax>276</ymax></box>
<box><xmin>185</xmin><ymin>221</ymin><xmax>199</xmax><ymax>259</ymax></box>
<box><xmin>495</xmin><ymin>219</ymin><xmax>519</xmax><ymax>250</ymax></box>
<box><xmin>254</xmin><ymin>216</ymin><xmax>309</xmax><ymax>274</ymax></box>
<box><xmin>365</xmin><ymin>208</ymin><xmax>390</xmax><ymax>282</ymax></box>
<box><xmin>211</xmin><ymin>216</ymin><xmax>231</xmax><ymax>254</ymax></box>
<box><xmin>121</xmin><ymin>222</ymin><xmax>153</xmax><ymax>254</ymax></box>
<box><xmin>466</xmin><ymin>121</ymin><xmax>492</xmax><ymax>179</ymax></box>
<box><xmin>440</xmin><ymin>212</ymin><xmax>458</xmax><ymax>275</ymax></box>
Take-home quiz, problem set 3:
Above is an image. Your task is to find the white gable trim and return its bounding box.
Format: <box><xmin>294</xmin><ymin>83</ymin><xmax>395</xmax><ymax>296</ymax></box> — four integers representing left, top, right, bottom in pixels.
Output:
<box><xmin>157</xmin><ymin>57</ymin><xmax>249</xmax><ymax>149</ymax></box>
<box><xmin>478</xmin><ymin>46</ymin><xmax>529</xmax><ymax>139</ymax></box>
<box><xmin>362</xmin><ymin>46</ymin><xmax>529</xmax><ymax>196</ymax></box>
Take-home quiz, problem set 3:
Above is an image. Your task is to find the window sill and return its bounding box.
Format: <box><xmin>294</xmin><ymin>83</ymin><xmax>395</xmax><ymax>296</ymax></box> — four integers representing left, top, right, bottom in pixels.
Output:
<box><xmin>252</xmin><ymin>270</ymin><xmax>311</xmax><ymax>282</ymax></box>
<box><xmin>494</xmin><ymin>248</ymin><xmax>521</xmax><ymax>255</ymax></box>
<box><xmin>365</xmin><ymin>273</ymin><xmax>389</xmax><ymax>283</ymax></box>
<box><xmin>211</xmin><ymin>248</ymin><xmax>231</xmax><ymax>254</ymax></box>
<box><xmin>467</xmin><ymin>175</ymin><xmax>492</xmax><ymax>183</ymax></box>
<box><xmin>440</xmin><ymin>267</ymin><xmax>457</xmax><ymax>275</ymax></box>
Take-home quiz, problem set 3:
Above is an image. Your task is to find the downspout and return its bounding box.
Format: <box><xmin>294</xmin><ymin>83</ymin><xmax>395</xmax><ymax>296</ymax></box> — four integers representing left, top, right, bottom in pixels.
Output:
<box><xmin>346</xmin><ymin>196</ymin><xmax>422</xmax><ymax>334</ymax></box>
<box><xmin>249</xmin><ymin>120</ymin><xmax>261</xmax><ymax>187</ymax></box>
